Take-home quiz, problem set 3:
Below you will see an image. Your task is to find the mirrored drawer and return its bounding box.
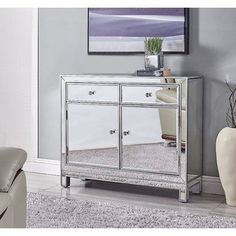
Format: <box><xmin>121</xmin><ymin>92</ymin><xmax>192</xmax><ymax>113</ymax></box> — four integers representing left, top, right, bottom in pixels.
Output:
<box><xmin>122</xmin><ymin>85</ymin><xmax>178</xmax><ymax>104</ymax></box>
<box><xmin>67</xmin><ymin>84</ymin><xmax>119</xmax><ymax>102</ymax></box>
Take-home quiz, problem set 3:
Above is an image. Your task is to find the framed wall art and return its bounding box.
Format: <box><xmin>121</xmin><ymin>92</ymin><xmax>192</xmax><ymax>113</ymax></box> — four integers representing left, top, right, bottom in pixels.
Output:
<box><xmin>88</xmin><ymin>8</ymin><xmax>189</xmax><ymax>55</ymax></box>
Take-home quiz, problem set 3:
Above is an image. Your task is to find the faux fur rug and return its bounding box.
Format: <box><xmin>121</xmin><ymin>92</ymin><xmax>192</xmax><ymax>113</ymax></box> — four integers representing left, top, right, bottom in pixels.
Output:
<box><xmin>27</xmin><ymin>192</ymin><xmax>236</xmax><ymax>228</ymax></box>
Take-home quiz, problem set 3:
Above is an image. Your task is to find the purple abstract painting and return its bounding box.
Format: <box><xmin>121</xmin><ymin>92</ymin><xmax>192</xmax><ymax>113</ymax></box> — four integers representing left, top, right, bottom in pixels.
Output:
<box><xmin>88</xmin><ymin>8</ymin><xmax>189</xmax><ymax>54</ymax></box>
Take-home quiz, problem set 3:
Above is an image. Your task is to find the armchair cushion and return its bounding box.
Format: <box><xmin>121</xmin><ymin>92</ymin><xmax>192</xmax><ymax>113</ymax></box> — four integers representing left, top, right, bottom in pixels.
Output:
<box><xmin>0</xmin><ymin>147</ymin><xmax>27</xmax><ymax>192</ymax></box>
<box><xmin>0</xmin><ymin>193</ymin><xmax>10</xmax><ymax>215</ymax></box>
<box><xmin>156</xmin><ymin>89</ymin><xmax>186</xmax><ymax>110</ymax></box>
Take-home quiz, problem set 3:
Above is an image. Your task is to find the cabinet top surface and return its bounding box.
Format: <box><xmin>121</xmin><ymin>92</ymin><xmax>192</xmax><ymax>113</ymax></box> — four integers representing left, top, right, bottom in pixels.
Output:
<box><xmin>61</xmin><ymin>74</ymin><xmax>202</xmax><ymax>84</ymax></box>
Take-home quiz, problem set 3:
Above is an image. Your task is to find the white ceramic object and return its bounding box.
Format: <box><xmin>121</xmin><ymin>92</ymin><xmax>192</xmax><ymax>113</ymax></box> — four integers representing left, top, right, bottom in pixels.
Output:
<box><xmin>216</xmin><ymin>127</ymin><xmax>236</xmax><ymax>206</ymax></box>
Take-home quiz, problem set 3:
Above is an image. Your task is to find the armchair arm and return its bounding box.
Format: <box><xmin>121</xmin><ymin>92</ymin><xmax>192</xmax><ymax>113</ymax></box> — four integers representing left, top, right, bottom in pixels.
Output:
<box><xmin>156</xmin><ymin>89</ymin><xmax>186</xmax><ymax>110</ymax></box>
<box><xmin>0</xmin><ymin>147</ymin><xmax>27</xmax><ymax>192</ymax></box>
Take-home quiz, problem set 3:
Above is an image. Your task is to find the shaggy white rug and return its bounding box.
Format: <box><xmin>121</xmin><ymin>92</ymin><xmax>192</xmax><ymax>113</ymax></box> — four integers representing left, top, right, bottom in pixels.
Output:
<box><xmin>27</xmin><ymin>192</ymin><xmax>236</xmax><ymax>228</ymax></box>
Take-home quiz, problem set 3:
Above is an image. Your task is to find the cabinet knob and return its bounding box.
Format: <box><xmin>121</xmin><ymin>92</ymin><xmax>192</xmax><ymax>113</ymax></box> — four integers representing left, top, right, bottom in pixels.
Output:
<box><xmin>109</xmin><ymin>129</ymin><xmax>116</xmax><ymax>135</ymax></box>
<box><xmin>145</xmin><ymin>92</ymin><xmax>152</xmax><ymax>97</ymax></box>
<box><xmin>88</xmin><ymin>91</ymin><xmax>96</xmax><ymax>95</ymax></box>
<box><xmin>123</xmin><ymin>130</ymin><xmax>130</xmax><ymax>136</ymax></box>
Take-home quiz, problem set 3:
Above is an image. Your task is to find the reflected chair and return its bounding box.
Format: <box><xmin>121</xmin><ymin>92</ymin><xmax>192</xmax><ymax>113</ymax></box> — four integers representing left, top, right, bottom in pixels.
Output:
<box><xmin>156</xmin><ymin>78</ymin><xmax>186</xmax><ymax>149</ymax></box>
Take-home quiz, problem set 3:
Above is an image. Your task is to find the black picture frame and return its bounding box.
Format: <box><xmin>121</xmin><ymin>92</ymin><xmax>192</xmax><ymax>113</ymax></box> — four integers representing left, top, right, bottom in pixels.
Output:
<box><xmin>87</xmin><ymin>8</ymin><xmax>189</xmax><ymax>55</ymax></box>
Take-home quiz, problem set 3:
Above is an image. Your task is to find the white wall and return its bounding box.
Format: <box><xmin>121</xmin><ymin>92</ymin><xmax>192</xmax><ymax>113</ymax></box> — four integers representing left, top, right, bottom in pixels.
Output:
<box><xmin>0</xmin><ymin>9</ymin><xmax>37</xmax><ymax>159</ymax></box>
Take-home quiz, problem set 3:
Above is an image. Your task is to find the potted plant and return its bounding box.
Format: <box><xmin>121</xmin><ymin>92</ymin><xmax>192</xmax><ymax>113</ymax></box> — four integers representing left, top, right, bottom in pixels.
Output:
<box><xmin>144</xmin><ymin>37</ymin><xmax>164</xmax><ymax>71</ymax></box>
<box><xmin>216</xmin><ymin>81</ymin><xmax>236</xmax><ymax>206</ymax></box>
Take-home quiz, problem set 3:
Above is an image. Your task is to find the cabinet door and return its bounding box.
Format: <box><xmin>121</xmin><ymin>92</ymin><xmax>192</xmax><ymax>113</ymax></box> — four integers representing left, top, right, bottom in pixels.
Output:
<box><xmin>121</xmin><ymin>107</ymin><xmax>180</xmax><ymax>174</ymax></box>
<box><xmin>66</xmin><ymin>104</ymin><xmax>119</xmax><ymax>168</ymax></box>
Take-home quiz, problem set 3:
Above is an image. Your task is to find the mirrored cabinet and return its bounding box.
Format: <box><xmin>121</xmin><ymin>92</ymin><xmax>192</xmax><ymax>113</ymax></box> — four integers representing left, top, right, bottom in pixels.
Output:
<box><xmin>61</xmin><ymin>74</ymin><xmax>203</xmax><ymax>202</ymax></box>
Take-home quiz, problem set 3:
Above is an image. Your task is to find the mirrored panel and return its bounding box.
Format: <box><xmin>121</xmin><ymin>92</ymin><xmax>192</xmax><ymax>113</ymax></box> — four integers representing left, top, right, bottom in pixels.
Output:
<box><xmin>67</xmin><ymin>104</ymin><xmax>119</xmax><ymax>167</ymax></box>
<box><xmin>122</xmin><ymin>107</ymin><xmax>184</xmax><ymax>174</ymax></box>
<box><xmin>67</xmin><ymin>84</ymin><xmax>118</xmax><ymax>102</ymax></box>
<box><xmin>187</xmin><ymin>78</ymin><xmax>203</xmax><ymax>181</ymax></box>
<box><xmin>122</xmin><ymin>85</ymin><xmax>178</xmax><ymax>104</ymax></box>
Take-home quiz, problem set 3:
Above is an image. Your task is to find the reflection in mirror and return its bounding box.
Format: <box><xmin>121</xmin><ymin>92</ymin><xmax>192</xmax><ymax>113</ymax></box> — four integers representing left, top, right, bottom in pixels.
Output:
<box><xmin>122</xmin><ymin>107</ymin><xmax>181</xmax><ymax>174</ymax></box>
<box><xmin>156</xmin><ymin>78</ymin><xmax>186</xmax><ymax>150</ymax></box>
<box><xmin>66</xmin><ymin>104</ymin><xmax>119</xmax><ymax>167</ymax></box>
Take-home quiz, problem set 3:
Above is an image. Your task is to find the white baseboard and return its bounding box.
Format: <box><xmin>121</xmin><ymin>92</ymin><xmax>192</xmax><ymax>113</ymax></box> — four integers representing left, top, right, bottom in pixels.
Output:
<box><xmin>202</xmin><ymin>175</ymin><xmax>224</xmax><ymax>195</ymax></box>
<box><xmin>23</xmin><ymin>159</ymin><xmax>225</xmax><ymax>195</ymax></box>
<box><xmin>23</xmin><ymin>158</ymin><xmax>60</xmax><ymax>175</ymax></box>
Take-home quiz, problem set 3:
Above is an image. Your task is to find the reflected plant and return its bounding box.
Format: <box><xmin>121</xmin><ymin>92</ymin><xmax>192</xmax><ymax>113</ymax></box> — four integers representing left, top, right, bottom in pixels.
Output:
<box><xmin>144</xmin><ymin>37</ymin><xmax>163</xmax><ymax>55</ymax></box>
<box><xmin>226</xmin><ymin>80</ymin><xmax>236</xmax><ymax>128</ymax></box>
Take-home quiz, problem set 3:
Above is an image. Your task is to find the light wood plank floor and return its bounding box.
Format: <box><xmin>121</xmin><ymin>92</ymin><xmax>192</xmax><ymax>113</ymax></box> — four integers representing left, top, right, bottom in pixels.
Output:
<box><xmin>25</xmin><ymin>172</ymin><xmax>236</xmax><ymax>218</ymax></box>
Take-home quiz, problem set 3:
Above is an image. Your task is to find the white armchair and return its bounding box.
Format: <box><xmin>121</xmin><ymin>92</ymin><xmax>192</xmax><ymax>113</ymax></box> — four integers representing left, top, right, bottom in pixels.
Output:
<box><xmin>156</xmin><ymin>78</ymin><xmax>186</xmax><ymax>148</ymax></box>
<box><xmin>0</xmin><ymin>147</ymin><xmax>27</xmax><ymax>228</ymax></box>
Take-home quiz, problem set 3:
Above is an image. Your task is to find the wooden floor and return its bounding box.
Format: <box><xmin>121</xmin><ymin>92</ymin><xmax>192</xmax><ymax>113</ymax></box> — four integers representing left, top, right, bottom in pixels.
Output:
<box><xmin>26</xmin><ymin>172</ymin><xmax>236</xmax><ymax>218</ymax></box>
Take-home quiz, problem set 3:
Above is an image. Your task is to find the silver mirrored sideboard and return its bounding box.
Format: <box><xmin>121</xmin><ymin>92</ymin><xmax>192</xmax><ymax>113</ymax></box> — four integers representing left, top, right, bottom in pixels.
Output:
<box><xmin>60</xmin><ymin>74</ymin><xmax>203</xmax><ymax>202</ymax></box>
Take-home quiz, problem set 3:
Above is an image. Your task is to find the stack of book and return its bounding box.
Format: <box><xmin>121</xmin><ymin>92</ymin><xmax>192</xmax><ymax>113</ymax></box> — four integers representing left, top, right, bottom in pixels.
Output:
<box><xmin>136</xmin><ymin>69</ymin><xmax>163</xmax><ymax>77</ymax></box>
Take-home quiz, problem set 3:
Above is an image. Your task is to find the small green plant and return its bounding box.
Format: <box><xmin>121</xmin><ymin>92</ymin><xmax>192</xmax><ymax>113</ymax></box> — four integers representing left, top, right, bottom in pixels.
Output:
<box><xmin>144</xmin><ymin>37</ymin><xmax>163</xmax><ymax>55</ymax></box>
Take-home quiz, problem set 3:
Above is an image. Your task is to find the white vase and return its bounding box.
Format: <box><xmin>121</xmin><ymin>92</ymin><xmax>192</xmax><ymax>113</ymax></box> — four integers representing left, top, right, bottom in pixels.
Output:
<box><xmin>216</xmin><ymin>127</ymin><xmax>236</xmax><ymax>206</ymax></box>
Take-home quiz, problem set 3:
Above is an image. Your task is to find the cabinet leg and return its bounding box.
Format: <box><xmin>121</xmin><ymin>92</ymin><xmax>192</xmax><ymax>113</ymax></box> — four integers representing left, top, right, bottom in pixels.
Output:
<box><xmin>179</xmin><ymin>189</ymin><xmax>189</xmax><ymax>203</ymax></box>
<box><xmin>61</xmin><ymin>175</ymin><xmax>70</xmax><ymax>188</ymax></box>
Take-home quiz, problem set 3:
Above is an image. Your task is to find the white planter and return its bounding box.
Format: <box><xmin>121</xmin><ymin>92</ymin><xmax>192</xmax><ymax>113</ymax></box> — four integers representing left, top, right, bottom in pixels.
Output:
<box><xmin>216</xmin><ymin>127</ymin><xmax>236</xmax><ymax>206</ymax></box>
